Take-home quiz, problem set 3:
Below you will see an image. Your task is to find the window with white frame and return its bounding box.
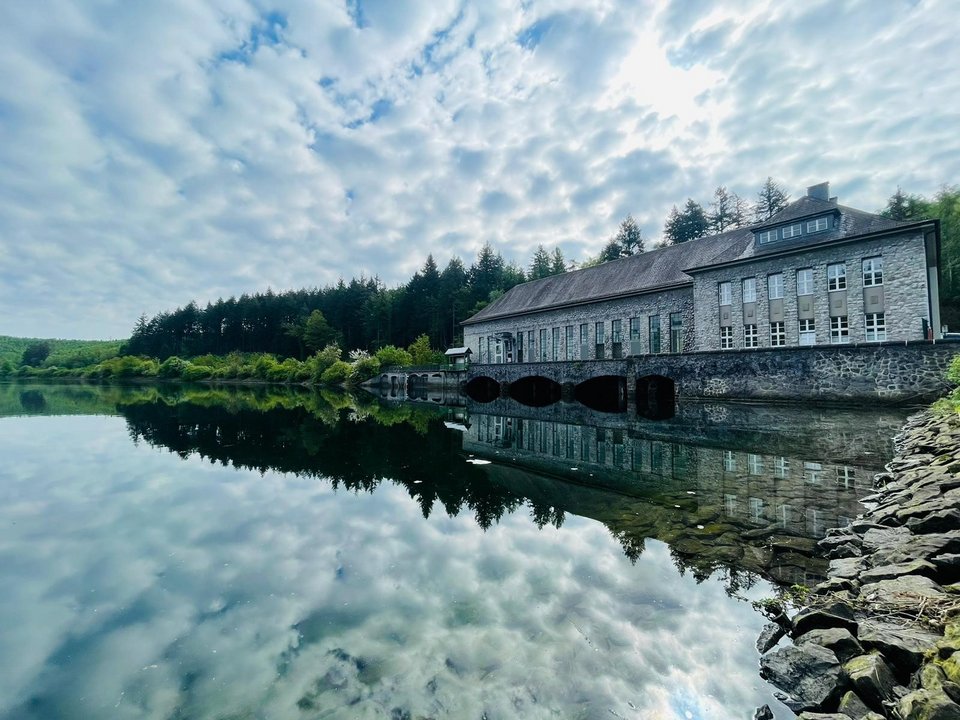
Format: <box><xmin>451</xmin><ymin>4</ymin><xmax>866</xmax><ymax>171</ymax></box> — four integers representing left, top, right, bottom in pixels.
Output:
<box><xmin>749</xmin><ymin>497</ymin><xmax>764</xmax><ymax>522</ymax></box>
<box><xmin>748</xmin><ymin>454</ymin><xmax>764</xmax><ymax>475</ymax></box>
<box><xmin>803</xmin><ymin>461</ymin><xmax>823</xmax><ymax>484</ymax></box>
<box><xmin>723</xmin><ymin>451</ymin><xmax>736</xmax><ymax>473</ymax></box>
<box><xmin>565</xmin><ymin>325</ymin><xmax>576</xmax><ymax>359</ymax></box>
<box><xmin>720</xmin><ymin>326</ymin><xmax>734</xmax><ymax>349</ymax></box>
<box><xmin>865</xmin><ymin>313</ymin><xmax>886</xmax><ymax>341</ymax></box>
<box><xmin>770</xmin><ymin>321</ymin><xmax>786</xmax><ymax>346</ymax></box>
<box><xmin>827</xmin><ymin>263</ymin><xmax>847</xmax><ymax>291</ymax></box>
<box><xmin>799</xmin><ymin>318</ymin><xmax>816</xmax><ymax>345</ymax></box>
<box><xmin>782</xmin><ymin>223</ymin><xmax>802</xmax><ymax>239</ymax></box>
<box><xmin>807</xmin><ymin>217</ymin><xmax>829</xmax><ymax>233</ymax></box>
<box><xmin>836</xmin><ymin>466</ymin><xmax>856</xmax><ymax>488</ymax></box>
<box><xmin>742</xmin><ymin>277</ymin><xmax>756</xmax><ymax>303</ymax></box>
<box><xmin>863</xmin><ymin>257</ymin><xmax>883</xmax><ymax>286</ymax></box>
<box><xmin>718</xmin><ymin>281</ymin><xmax>732</xmax><ymax>305</ymax></box>
<box><xmin>768</xmin><ymin>273</ymin><xmax>784</xmax><ymax>300</ymax></box>
<box><xmin>796</xmin><ymin>268</ymin><xmax>814</xmax><ymax>295</ymax></box>
<box><xmin>757</xmin><ymin>229</ymin><xmax>777</xmax><ymax>244</ymax></box>
<box><xmin>539</xmin><ymin>329</ymin><xmax>548</xmax><ymax>361</ymax></box>
<box><xmin>774</xmin><ymin>456</ymin><xmax>789</xmax><ymax>478</ymax></box>
<box><xmin>830</xmin><ymin>316</ymin><xmax>849</xmax><ymax>344</ymax></box>
<box><xmin>744</xmin><ymin>324</ymin><xmax>759</xmax><ymax>348</ymax></box>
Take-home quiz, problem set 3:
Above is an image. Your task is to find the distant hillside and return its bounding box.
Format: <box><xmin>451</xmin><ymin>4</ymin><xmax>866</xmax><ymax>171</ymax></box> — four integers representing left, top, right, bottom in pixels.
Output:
<box><xmin>0</xmin><ymin>336</ymin><xmax>124</xmax><ymax>368</ymax></box>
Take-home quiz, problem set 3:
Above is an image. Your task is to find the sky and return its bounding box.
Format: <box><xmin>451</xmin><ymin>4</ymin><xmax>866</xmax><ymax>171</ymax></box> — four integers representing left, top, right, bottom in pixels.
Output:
<box><xmin>2</xmin><ymin>0</ymin><xmax>959</xmax><ymax>340</ymax></box>
<box><xmin>1</xmin><ymin>412</ymin><xmax>784</xmax><ymax>719</ymax></box>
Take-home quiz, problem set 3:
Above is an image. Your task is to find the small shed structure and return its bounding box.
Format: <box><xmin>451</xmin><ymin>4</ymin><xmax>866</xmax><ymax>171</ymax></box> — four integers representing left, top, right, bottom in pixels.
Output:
<box><xmin>444</xmin><ymin>347</ymin><xmax>472</xmax><ymax>369</ymax></box>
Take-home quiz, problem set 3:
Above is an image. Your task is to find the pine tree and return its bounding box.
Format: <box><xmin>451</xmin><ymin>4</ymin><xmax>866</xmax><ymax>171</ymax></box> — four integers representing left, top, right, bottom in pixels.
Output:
<box><xmin>550</xmin><ymin>247</ymin><xmax>568</xmax><ymax>275</ymax></box>
<box><xmin>709</xmin><ymin>186</ymin><xmax>747</xmax><ymax>233</ymax></box>
<box><xmin>529</xmin><ymin>245</ymin><xmax>552</xmax><ymax>279</ymax></box>
<box><xmin>754</xmin><ymin>177</ymin><xmax>790</xmax><ymax>221</ymax></box>
<box><xmin>615</xmin><ymin>214</ymin><xmax>644</xmax><ymax>254</ymax></box>
<box><xmin>663</xmin><ymin>199</ymin><xmax>709</xmax><ymax>244</ymax></box>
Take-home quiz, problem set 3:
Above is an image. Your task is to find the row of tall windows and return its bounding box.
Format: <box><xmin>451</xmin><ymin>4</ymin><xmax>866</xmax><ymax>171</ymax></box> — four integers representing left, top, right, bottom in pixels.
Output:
<box><xmin>716</xmin><ymin>256</ymin><xmax>887</xmax><ymax>349</ymax></box>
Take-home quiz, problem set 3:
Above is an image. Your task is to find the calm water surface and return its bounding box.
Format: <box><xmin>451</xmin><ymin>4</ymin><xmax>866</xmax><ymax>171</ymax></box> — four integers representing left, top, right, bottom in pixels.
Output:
<box><xmin>0</xmin><ymin>383</ymin><xmax>910</xmax><ymax>719</ymax></box>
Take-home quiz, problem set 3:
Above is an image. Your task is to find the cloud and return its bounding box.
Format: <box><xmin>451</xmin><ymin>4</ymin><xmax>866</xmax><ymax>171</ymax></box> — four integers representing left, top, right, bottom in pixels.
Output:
<box><xmin>0</xmin><ymin>0</ymin><xmax>958</xmax><ymax>337</ymax></box>
<box><xmin>0</xmin><ymin>413</ymin><xmax>789</xmax><ymax>719</ymax></box>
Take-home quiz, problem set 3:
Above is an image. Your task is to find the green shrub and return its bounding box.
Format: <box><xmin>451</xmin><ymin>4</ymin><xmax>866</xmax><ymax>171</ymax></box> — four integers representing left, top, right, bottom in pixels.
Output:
<box><xmin>180</xmin><ymin>364</ymin><xmax>213</xmax><ymax>381</ymax></box>
<box><xmin>375</xmin><ymin>345</ymin><xmax>413</xmax><ymax>367</ymax></box>
<box><xmin>0</xmin><ymin>359</ymin><xmax>12</xmax><ymax>376</ymax></box>
<box><xmin>252</xmin><ymin>355</ymin><xmax>281</xmax><ymax>380</ymax></box>
<box><xmin>948</xmin><ymin>354</ymin><xmax>960</xmax><ymax>386</ymax></box>
<box><xmin>309</xmin><ymin>344</ymin><xmax>342</xmax><ymax>383</ymax></box>
<box><xmin>349</xmin><ymin>355</ymin><xmax>381</xmax><ymax>384</ymax></box>
<box><xmin>158</xmin><ymin>356</ymin><xmax>189</xmax><ymax>378</ymax></box>
<box><xmin>320</xmin><ymin>360</ymin><xmax>352</xmax><ymax>385</ymax></box>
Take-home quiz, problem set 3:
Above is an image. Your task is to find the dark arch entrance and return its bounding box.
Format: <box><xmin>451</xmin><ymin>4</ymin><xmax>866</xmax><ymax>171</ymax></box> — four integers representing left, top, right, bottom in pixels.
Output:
<box><xmin>574</xmin><ymin>375</ymin><xmax>627</xmax><ymax>413</ymax></box>
<box><xmin>508</xmin><ymin>375</ymin><xmax>562</xmax><ymax>407</ymax></box>
<box><xmin>636</xmin><ymin>374</ymin><xmax>675</xmax><ymax>420</ymax></box>
<box><xmin>464</xmin><ymin>376</ymin><xmax>500</xmax><ymax>403</ymax></box>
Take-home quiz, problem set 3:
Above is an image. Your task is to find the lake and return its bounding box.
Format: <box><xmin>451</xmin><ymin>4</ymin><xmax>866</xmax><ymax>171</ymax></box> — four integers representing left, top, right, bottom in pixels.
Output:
<box><xmin>0</xmin><ymin>383</ymin><xmax>910</xmax><ymax>719</ymax></box>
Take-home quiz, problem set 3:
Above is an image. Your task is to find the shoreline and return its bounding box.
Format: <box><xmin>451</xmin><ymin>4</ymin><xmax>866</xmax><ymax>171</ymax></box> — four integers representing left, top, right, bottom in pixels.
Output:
<box><xmin>756</xmin><ymin>409</ymin><xmax>960</xmax><ymax>719</ymax></box>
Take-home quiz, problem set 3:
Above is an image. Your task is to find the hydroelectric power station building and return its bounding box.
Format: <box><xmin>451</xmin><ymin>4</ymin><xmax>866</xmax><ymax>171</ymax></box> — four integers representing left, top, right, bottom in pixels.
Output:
<box><xmin>457</xmin><ymin>183</ymin><xmax>954</xmax><ymax>405</ymax></box>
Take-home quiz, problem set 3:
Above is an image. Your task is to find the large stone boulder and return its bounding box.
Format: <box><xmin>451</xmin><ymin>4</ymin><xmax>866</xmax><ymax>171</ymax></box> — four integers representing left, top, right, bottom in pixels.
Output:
<box><xmin>843</xmin><ymin>654</ymin><xmax>896</xmax><ymax>711</ymax></box>
<box><xmin>897</xmin><ymin>688</ymin><xmax>960</xmax><ymax>719</ymax></box>
<box><xmin>796</xmin><ymin>627</ymin><xmax>864</xmax><ymax>664</ymax></box>
<box><xmin>857</xmin><ymin>619</ymin><xmax>941</xmax><ymax>675</ymax></box>
<box><xmin>792</xmin><ymin>601</ymin><xmax>858</xmax><ymax>637</ymax></box>
<box><xmin>760</xmin><ymin>643</ymin><xmax>846</xmax><ymax>712</ymax></box>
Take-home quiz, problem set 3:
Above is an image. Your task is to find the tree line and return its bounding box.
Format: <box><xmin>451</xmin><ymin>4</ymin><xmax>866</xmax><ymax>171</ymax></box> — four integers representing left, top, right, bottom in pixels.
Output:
<box><xmin>15</xmin><ymin>179</ymin><xmax>952</xmax><ymax>368</ymax></box>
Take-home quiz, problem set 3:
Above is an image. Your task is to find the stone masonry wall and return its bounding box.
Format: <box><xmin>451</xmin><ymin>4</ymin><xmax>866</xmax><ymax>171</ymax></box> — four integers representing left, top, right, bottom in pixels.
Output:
<box><xmin>468</xmin><ymin>342</ymin><xmax>958</xmax><ymax>404</ymax></box>
<box><xmin>692</xmin><ymin>231</ymin><xmax>930</xmax><ymax>351</ymax></box>
<box><xmin>464</xmin><ymin>286</ymin><xmax>694</xmax><ymax>362</ymax></box>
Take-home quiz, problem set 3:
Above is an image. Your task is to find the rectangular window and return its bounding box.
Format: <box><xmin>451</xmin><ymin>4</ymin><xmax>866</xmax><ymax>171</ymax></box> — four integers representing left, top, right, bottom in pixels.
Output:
<box><xmin>723</xmin><ymin>451</ymin><xmax>736</xmax><ymax>473</ymax></box>
<box><xmin>551</xmin><ymin>327</ymin><xmax>560</xmax><ymax>360</ymax></box>
<box><xmin>670</xmin><ymin>312</ymin><xmax>683</xmax><ymax>353</ymax></box>
<box><xmin>719</xmin><ymin>326</ymin><xmax>734</xmax><ymax>349</ymax></box>
<box><xmin>807</xmin><ymin>217</ymin><xmax>829</xmax><ymax>233</ymax></box>
<box><xmin>611</xmin><ymin>319</ymin><xmax>622</xmax><ymax>343</ymax></box>
<box><xmin>579</xmin><ymin>323</ymin><xmax>588</xmax><ymax>346</ymax></box>
<box><xmin>527</xmin><ymin>330</ymin><xmax>535</xmax><ymax>362</ymax></box>
<box><xmin>595</xmin><ymin>321</ymin><xmax>605</xmax><ymax>359</ymax></box>
<box><xmin>742</xmin><ymin>277</ymin><xmax>756</xmax><ymax>303</ymax></box>
<box><xmin>565</xmin><ymin>325</ymin><xmax>575</xmax><ymax>360</ymax></box>
<box><xmin>770</xmin><ymin>321</ymin><xmax>786</xmax><ymax>346</ymax></box>
<box><xmin>718</xmin><ymin>281</ymin><xmax>732</xmax><ymax>305</ymax></box>
<box><xmin>781</xmin><ymin>223</ymin><xmax>802</xmax><ymax>239</ymax></box>
<box><xmin>865</xmin><ymin>312</ymin><xmax>886</xmax><ymax>342</ymax></box>
<box><xmin>768</xmin><ymin>273</ymin><xmax>784</xmax><ymax>300</ymax></box>
<box><xmin>827</xmin><ymin>263</ymin><xmax>846</xmax><ymax>291</ymax></box>
<box><xmin>797</xmin><ymin>268</ymin><xmax>814</xmax><ymax>295</ymax></box>
<box><xmin>478</xmin><ymin>336</ymin><xmax>485</xmax><ymax>362</ymax></box>
<box><xmin>539</xmin><ymin>329</ymin><xmax>548</xmax><ymax>361</ymax></box>
<box><xmin>830</xmin><ymin>316</ymin><xmax>849</xmax><ymax>344</ymax></box>
<box><xmin>799</xmin><ymin>318</ymin><xmax>816</xmax><ymax>345</ymax></box>
<box><xmin>744</xmin><ymin>324</ymin><xmax>758</xmax><ymax>348</ymax></box>
<box><xmin>774</xmin><ymin>457</ymin><xmax>789</xmax><ymax>479</ymax></box>
<box><xmin>516</xmin><ymin>330</ymin><xmax>523</xmax><ymax>361</ymax></box>
<box><xmin>629</xmin><ymin>317</ymin><xmax>641</xmax><ymax>341</ymax></box>
<box><xmin>648</xmin><ymin>315</ymin><xmax>661</xmax><ymax>354</ymax></box>
<box><xmin>757</xmin><ymin>229</ymin><xmax>777</xmax><ymax>244</ymax></box>
<box><xmin>863</xmin><ymin>257</ymin><xmax>883</xmax><ymax>286</ymax></box>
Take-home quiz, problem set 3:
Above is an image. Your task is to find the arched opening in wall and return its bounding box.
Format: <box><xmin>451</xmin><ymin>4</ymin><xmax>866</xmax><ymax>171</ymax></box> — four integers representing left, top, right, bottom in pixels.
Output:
<box><xmin>407</xmin><ymin>374</ymin><xmax>430</xmax><ymax>401</ymax></box>
<box><xmin>574</xmin><ymin>375</ymin><xmax>627</xmax><ymax>413</ymax></box>
<box><xmin>636</xmin><ymin>375</ymin><xmax>676</xmax><ymax>420</ymax></box>
<box><xmin>509</xmin><ymin>375</ymin><xmax>561</xmax><ymax>407</ymax></box>
<box><xmin>464</xmin><ymin>376</ymin><xmax>500</xmax><ymax>403</ymax></box>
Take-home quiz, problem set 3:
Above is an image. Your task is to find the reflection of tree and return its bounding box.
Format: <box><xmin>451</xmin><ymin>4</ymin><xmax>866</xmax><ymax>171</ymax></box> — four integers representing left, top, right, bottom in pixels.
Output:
<box><xmin>120</xmin><ymin>394</ymin><xmax>542</xmax><ymax>533</ymax></box>
<box><xmin>530</xmin><ymin>501</ymin><xmax>565</xmax><ymax>530</ymax></box>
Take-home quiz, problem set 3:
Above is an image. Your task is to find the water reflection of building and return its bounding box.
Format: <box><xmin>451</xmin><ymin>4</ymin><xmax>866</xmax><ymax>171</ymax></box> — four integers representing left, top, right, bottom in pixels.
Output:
<box><xmin>464</xmin><ymin>405</ymin><xmax>897</xmax><ymax>587</ymax></box>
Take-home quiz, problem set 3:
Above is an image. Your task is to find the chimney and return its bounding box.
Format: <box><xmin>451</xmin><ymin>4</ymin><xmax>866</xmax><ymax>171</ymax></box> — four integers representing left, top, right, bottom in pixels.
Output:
<box><xmin>807</xmin><ymin>182</ymin><xmax>830</xmax><ymax>201</ymax></box>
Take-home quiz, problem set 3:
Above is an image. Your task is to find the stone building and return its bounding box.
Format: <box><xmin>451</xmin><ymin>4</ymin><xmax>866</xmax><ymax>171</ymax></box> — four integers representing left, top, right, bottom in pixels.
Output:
<box><xmin>462</xmin><ymin>183</ymin><xmax>942</xmax><ymax>362</ymax></box>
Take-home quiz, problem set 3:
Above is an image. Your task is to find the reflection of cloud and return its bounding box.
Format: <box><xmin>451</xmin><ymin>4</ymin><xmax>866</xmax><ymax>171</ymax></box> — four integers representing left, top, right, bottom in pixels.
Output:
<box><xmin>0</xmin><ymin>415</ymin><xmax>790</xmax><ymax>718</ymax></box>
<box><xmin>2</xmin><ymin>1</ymin><xmax>959</xmax><ymax>338</ymax></box>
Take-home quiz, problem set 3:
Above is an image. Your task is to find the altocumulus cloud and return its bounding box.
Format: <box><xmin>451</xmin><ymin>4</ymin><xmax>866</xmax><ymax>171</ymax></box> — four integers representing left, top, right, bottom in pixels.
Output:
<box><xmin>0</xmin><ymin>415</ymin><xmax>784</xmax><ymax>719</ymax></box>
<box><xmin>0</xmin><ymin>0</ymin><xmax>958</xmax><ymax>338</ymax></box>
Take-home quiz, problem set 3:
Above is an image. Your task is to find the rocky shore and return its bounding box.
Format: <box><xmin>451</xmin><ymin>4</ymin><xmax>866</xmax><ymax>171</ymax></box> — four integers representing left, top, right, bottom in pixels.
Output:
<box><xmin>755</xmin><ymin>409</ymin><xmax>960</xmax><ymax>720</ymax></box>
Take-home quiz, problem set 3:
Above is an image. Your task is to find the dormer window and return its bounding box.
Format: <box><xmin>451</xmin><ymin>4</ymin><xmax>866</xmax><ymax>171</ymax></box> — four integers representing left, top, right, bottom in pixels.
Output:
<box><xmin>781</xmin><ymin>223</ymin><xmax>802</xmax><ymax>239</ymax></box>
<box><xmin>807</xmin><ymin>217</ymin><xmax>829</xmax><ymax>233</ymax></box>
<box><xmin>757</xmin><ymin>229</ymin><xmax>777</xmax><ymax>244</ymax></box>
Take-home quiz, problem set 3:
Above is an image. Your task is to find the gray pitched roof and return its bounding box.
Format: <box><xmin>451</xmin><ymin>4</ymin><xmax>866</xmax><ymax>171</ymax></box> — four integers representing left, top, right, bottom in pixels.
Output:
<box><xmin>463</xmin><ymin>196</ymin><xmax>921</xmax><ymax>326</ymax></box>
<box><xmin>463</xmin><ymin>229</ymin><xmax>751</xmax><ymax>325</ymax></box>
